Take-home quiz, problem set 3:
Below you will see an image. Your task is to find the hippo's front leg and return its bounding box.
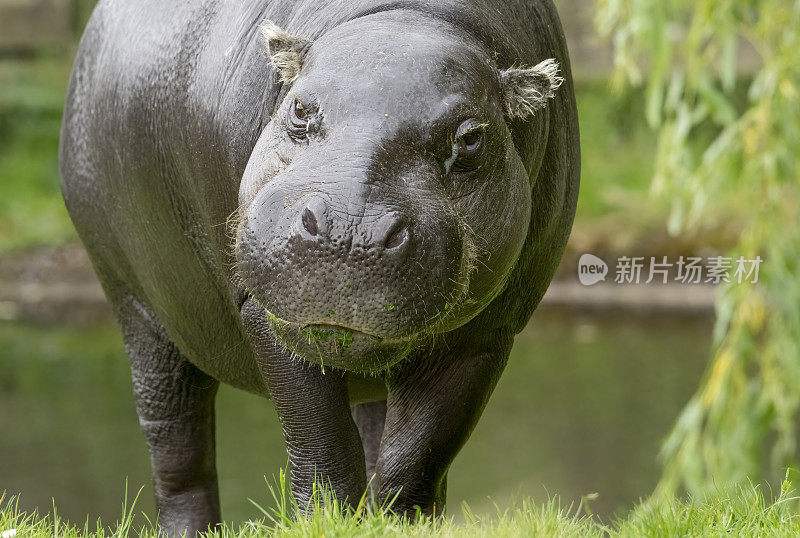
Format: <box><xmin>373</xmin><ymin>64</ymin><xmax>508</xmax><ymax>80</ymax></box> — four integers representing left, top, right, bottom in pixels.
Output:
<box><xmin>375</xmin><ymin>331</ymin><xmax>512</xmax><ymax>516</ymax></box>
<box><xmin>242</xmin><ymin>299</ymin><xmax>367</xmax><ymax>509</ymax></box>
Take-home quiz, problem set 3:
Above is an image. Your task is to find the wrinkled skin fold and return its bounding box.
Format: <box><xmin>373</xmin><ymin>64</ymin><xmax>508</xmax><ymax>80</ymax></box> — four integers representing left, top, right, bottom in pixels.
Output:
<box><xmin>59</xmin><ymin>0</ymin><xmax>579</xmax><ymax>535</ymax></box>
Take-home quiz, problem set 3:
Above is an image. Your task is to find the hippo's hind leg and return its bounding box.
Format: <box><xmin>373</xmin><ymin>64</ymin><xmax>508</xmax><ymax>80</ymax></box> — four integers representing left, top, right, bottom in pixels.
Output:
<box><xmin>352</xmin><ymin>401</ymin><xmax>387</xmax><ymax>491</ymax></box>
<box><xmin>117</xmin><ymin>295</ymin><xmax>221</xmax><ymax>536</ymax></box>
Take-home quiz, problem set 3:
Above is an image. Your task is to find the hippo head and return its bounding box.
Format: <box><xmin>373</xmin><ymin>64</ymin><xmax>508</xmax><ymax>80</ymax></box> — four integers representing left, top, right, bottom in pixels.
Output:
<box><xmin>235</xmin><ymin>14</ymin><xmax>562</xmax><ymax>373</ymax></box>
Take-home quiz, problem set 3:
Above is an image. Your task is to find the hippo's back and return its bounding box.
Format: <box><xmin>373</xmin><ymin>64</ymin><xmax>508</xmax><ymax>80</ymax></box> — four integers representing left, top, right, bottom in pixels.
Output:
<box><xmin>59</xmin><ymin>0</ymin><xmax>284</xmax><ymax>393</ymax></box>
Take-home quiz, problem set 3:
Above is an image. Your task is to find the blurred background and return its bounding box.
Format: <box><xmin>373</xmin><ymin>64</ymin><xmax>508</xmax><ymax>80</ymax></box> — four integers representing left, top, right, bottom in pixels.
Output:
<box><xmin>1</xmin><ymin>0</ymin><xmax>797</xmax><ymax>528</ymax></box>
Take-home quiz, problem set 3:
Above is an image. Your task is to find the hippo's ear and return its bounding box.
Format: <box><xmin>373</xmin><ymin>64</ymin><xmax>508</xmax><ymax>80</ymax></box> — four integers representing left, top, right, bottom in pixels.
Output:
<box><xmin>499</xmin><ymin>59</ymin><xmax>564</xmax><ymax>120</ymax></box>
<box><xmin>261</xmin><ymin>20</ymin><xmax>311</xmax><ymax>83</ymax></box>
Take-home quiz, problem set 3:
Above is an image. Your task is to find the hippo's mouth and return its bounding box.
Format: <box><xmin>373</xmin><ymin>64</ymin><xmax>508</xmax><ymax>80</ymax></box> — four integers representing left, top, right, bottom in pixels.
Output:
<box><xmin>267</xmin><ymin>317</ymin><xmax>417</xmax><ymax>373</ymax></box>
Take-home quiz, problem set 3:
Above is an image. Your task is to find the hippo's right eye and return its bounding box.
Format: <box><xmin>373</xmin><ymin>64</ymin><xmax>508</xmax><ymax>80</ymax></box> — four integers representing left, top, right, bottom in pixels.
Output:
<box><xmin>288</xmin><ymin>97</ymin><xmax>313</xmax><ymax>140</ymax></box>
<box><xmin>292</xmin><ymin>98</ymin><xmax>308</xmax><ymax>121</ymax></box>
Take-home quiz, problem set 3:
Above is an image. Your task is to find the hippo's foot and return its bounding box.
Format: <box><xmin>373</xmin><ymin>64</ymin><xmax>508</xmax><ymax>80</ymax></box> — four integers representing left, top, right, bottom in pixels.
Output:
<box><xmin>155</xmin><ymin>482</ymin><xmax>221</xmax><ymax>537</ymax></box>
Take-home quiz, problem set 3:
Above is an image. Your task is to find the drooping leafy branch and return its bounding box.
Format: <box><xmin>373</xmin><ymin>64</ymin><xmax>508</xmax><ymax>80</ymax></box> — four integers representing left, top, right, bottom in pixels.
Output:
<box><xmin>595</xmin><ymin>0</ymin><xmax>800</xmax><ymax>495</ymax></box>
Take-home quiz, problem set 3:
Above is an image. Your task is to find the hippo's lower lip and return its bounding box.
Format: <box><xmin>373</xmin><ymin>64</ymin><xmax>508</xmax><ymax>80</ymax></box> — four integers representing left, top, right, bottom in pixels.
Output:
<box><xmin>267</xmin><ymin>317</ymin><xmax>415</xmax><ymax>373</ymax></box>
<box><xmin>303</xmin><ymin>323</ymin><xmax>384</xmax><ymax>342</ymax></box>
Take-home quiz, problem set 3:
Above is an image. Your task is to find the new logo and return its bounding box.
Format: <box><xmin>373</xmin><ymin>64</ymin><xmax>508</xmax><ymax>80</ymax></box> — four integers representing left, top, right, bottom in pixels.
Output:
<box><xmin>578</xmin><ymin>254</ymin><xmax>608</xmax><ymax>286</ymax></box>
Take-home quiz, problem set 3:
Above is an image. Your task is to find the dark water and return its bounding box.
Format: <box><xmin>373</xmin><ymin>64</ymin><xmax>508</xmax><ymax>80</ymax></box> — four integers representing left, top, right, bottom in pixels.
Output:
<box><xmin>0</xmin><ymin>309</ymin><xmax>711</xmax><ymax>524</ymax></box>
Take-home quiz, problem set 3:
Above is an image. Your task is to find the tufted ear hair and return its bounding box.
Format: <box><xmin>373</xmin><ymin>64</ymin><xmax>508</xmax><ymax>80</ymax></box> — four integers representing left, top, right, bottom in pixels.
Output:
<box><xmin>261</xmin><ymin>20</ymin><xmax>311</xmax><ymax>83</ymax></box>
<box><xmin>499</xmin><ymin>59</ymin><xmax>564</xmax><ymax>120</ymax></box>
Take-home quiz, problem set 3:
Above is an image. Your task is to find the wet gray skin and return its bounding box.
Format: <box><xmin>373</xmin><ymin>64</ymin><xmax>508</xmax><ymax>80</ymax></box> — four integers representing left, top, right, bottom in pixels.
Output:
<box><xmin>59</xmin><ymin>1</ymin><xmax>579</xmax><ymax>535</ymax></box>
<box><xmin>236</xmin><ymin>16</ymin><xmax>533</xmax><ymax>372</ymax></box>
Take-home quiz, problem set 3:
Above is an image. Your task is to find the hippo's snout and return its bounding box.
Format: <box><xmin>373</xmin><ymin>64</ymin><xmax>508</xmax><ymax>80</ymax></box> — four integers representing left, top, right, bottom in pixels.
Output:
<box><xmin>236</xmin><ymin>187</ymin><xmax>467</xmax><ymax>372</ymax></box>
<box><xmin>295</xmin><ymin>196</ymin><xmax>411</xmax><ymax>253</ymax></box>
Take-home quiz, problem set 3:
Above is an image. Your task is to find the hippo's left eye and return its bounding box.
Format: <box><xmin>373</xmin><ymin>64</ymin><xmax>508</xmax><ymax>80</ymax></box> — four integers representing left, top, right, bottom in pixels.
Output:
<box><xmin>457</xmin><ymin>130</ymin><xmax>482</xmax><ymax>156</ymax></box>
<box><xmin>451</xmin><ymin>120</ymin><xmax>486</xmax><ymax>172</ymax></box>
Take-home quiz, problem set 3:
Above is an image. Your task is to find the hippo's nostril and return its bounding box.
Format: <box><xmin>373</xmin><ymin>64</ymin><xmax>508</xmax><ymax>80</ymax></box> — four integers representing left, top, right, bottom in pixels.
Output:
<box><xmin>373</xmin><ymin>212</ymin><xmax>410</xmax><ymax>251</ymax></box>
<box><xmin>301</xmin><ymin>207</ymin><xmax>318</xmax><ymax>236</ymax></box>
<box><xmin>385</xmin><ymin>223</ymin><xmax>409</xmax><ymax>250</ymax></box>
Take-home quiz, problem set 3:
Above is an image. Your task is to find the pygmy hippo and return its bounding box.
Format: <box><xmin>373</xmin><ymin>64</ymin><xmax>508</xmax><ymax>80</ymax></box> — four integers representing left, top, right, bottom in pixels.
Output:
<box><xmin>59</xmin><ymin>0</ymin><xmax>579</xmax><ymax>534</ymax></box>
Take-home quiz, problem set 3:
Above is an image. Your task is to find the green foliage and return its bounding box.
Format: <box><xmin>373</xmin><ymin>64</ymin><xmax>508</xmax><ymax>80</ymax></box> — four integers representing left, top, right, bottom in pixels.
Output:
<box><xmin>0</xmin><ymin>56</ymin><xmax>76</xmax><ymax>253</ymax></box>
<box><xmin>573</xmin><ymin>81</ymin><xmax>660</xmax><ymax>221</ymax></box>
<box><xmin>595</xmin><ymin>0</ymin><xmax>800</xmax><ymax>496</ymax></box>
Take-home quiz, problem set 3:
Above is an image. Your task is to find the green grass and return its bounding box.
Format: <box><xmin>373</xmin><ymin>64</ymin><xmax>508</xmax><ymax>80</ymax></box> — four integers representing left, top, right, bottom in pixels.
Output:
<box><xmin>3</xmin><ymin>473</ymin><xmax>800</xmax><ymax>538</ymax></box>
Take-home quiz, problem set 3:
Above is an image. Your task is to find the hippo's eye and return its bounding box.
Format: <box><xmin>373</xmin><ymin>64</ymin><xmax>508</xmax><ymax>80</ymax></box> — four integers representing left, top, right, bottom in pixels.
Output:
<box><xmin>288</xmin><ymin>97</ymin><xmax>313</xmax><ymax>140</ymax></box>
<box><xmin>452</xmin><ymin>120</ymin><xmax>486</xmax><ymax>172</ymax></box>
<box><xmin>458</xmin><ymin>130</ymin><xmax>482</xmax><ymax>155</ymax></box>
<box><xmin>293</xmin><ymin>98</ymin><xmax>308</xmax><ymax>120</ymax></box>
